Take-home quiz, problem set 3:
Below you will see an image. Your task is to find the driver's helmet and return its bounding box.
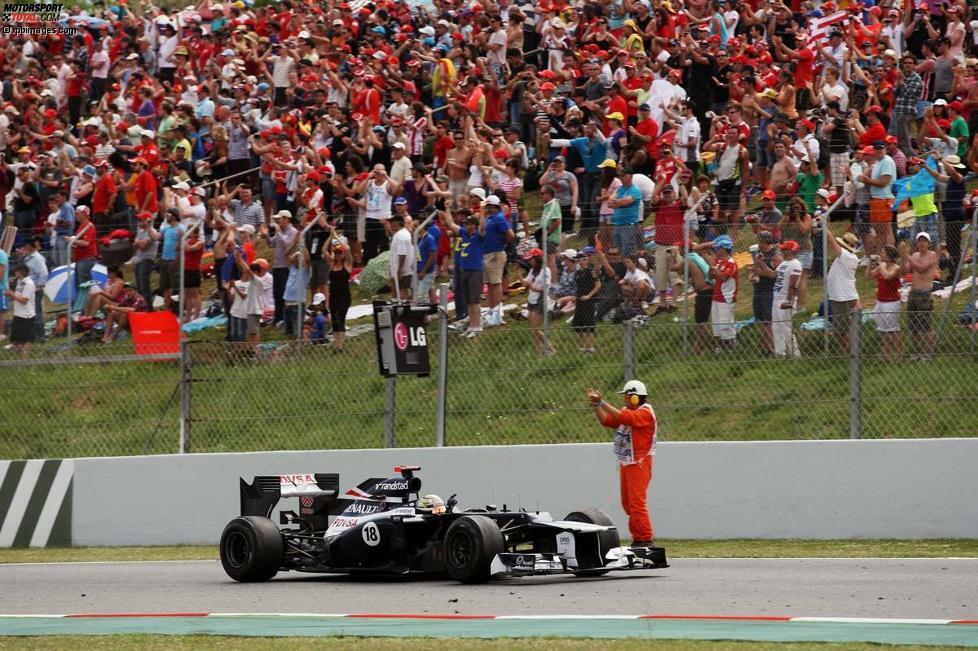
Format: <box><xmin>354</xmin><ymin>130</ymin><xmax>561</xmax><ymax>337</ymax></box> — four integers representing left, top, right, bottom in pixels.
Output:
<box><xmin>417</xmin><ymin>494</ymin><xmax>446</xmax><ymax>514</ymax></box>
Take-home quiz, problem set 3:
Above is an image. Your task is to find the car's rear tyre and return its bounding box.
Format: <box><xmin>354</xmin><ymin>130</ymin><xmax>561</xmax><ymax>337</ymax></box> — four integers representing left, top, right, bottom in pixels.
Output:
<box><xmin>564</xmin><ymin>508</ymin><xmax>620</xmax><ymax>576</ymax></box>
<box><xmin>220</xmin><ymin>516</ymin><xmax>284</xmax><ymax>582</ymax></box>
<box><xmin>444</xmin><ymin>515</ymin><xmax>505</xmax><ymax>583</ymax></box>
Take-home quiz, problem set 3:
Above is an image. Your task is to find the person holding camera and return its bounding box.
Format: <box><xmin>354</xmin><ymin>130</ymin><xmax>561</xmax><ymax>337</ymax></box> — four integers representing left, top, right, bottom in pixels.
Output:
<box><xmin>586</xmin><ymin>380</ymin><xmax>657</xmax><ymax>547</ymax></box>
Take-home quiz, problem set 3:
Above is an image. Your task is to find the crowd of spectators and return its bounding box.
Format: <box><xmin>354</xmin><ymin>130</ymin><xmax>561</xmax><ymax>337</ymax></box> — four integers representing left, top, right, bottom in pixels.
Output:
<box><xmin>1</xmin><ymin>0</ymin><xmax>977</xmax><ymax>358</ymax></box>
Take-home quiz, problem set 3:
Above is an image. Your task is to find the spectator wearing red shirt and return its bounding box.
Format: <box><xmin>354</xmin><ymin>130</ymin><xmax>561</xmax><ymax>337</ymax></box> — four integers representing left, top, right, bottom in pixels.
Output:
<box><xmin>91</xmin><ymin>162</ymin><xmax>118</xmax><ymax>233</ymax></box>
<box><xmin>182</xmin><ymin>231</ymin><xmax>205</xmax><ymax>322</ymax></box>
<box><xmin>603</xmin><ymin>85</ymin><xmax>628</xmax><ymax>135</ymax></box>
<box><xmin>654</xmin><ymin>144</ymin><xmax>680</xmax><ymax>189</ymax></box>
<box><xmin>129</xmin><ymin>158</ymin><xmax>158</xmax><ymax>215</ymax></box>
<box><xmin>72</xmin><ymin>206</ymin><xmax>98</xmax><ymax>291</ymax></box>
<box><xmin>631</xmin><ymin>104</ymin><xmax>659</xmax><ymax>160</ymax></box>
<box><xmin>710</xmin><ymin>236</ymin><xmax>739</xmax><ymax>348</ymax></box>
<box><xmin>587</xmin><ymin>380</ymin><xmax>658</xmax><ymax>546</ymax></box>
<box><xmin>772</xmin><ymin>33</ymin><xmax>815</xmax><ymax>92</ymax></box>
<box><xmin>432</xmin><ymin>126</ymin><xmax>455</xmax><ymax>169</ymax></box>
<box><xmin>361</xmin><ymin>78</ymin><xmax>383</xmax><ymax>125</ymax></box>
<box><xmin>137</xmin><ymin>131</ymin><xmax>161</xmax><ymax>168</ymax></box>
<box><xmin>66</xmin><ymin>61</ymin><xmax>84</xmax><ymax>126</ymax></box>
<box><xmin>651</xmin><ymin>182</ymin><xmax>686</xmax><ymax>312</ymax></box>
<box><xmin>856</xmin><ymin>105</ymin><xmax>887</xmax><ymax>147</ymax></box>
<box><xmin>619</xmin><ymin>65</ymin><xmax>645</xmax><ymax>123</ymax></box>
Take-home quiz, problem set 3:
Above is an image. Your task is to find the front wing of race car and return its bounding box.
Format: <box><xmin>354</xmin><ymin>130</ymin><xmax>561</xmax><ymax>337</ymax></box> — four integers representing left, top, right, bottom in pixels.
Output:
<box><xmin>489</xmin><ymin>546</ymin><xmax>669</xmax><ymax>577</ymax></box>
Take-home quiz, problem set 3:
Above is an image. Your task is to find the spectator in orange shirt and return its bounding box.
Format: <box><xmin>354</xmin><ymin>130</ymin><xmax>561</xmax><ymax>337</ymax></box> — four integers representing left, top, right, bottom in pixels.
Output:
<box><xmin>586</xmin><ymin>380</ymin><xmax>657</xmax><ymax>546</ymax></box>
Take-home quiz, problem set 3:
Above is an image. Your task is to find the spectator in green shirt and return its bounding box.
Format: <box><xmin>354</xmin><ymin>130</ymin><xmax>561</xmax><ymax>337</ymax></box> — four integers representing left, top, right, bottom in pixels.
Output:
<box><xmin>540</xmin><ymin>185</ymin><xmax>563</xmax><ymax>279</ymax></box>
<box><xmin>947</xmin><ymin>101</ymin><xmax>969</xmax><ymax>158</ymax></box>
<box><xmin>795</xmin><ymin>160</ymin><xmax>825</xmax><ymax>213</ymax></box>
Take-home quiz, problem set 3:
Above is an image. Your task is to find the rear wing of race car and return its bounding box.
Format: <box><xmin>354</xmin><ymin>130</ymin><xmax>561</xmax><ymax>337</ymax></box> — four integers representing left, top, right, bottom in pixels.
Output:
<box><xmin>240</xmin><ymin>473</ymin><xmax>340</xmax><ymax>532</ymax></box>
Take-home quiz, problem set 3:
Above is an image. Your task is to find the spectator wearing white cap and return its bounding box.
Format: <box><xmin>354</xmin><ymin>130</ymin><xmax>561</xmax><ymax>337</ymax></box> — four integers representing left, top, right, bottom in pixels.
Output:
<box><xmin>165</xmin><ymin>182</ymin><xmax>205</xmax><ymax>231</ymax></box>
<box><xmin>389</xmin><ymin>143</ymin><xmax>412</xmax><ymax>187</ymax></box>
<box><xmin>305</xmin><ymin>292</ymin><xmax>330</xmax><ymax>344</ymax></box>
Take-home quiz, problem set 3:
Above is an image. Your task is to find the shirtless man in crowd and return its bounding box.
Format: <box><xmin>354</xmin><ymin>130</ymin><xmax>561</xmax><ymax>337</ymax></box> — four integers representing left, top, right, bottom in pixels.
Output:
<box><xmin>903</xmin><ymin>233</ymin><xmax>939</xmax><ymax>360</ymax></box>
<box><xmin>769</xmin><ymin>142</ymin><xmax>797</xmax><ymax>201</ymax></box>
<box><xmin>445</xmin><ymin>129</ymin><xmax>473</xmax><ymax>203</ymax></box>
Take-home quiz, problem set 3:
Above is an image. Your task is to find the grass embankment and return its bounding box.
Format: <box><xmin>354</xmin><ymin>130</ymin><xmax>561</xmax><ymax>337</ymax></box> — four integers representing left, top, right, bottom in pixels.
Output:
<box><xmin>0</xmin><ymin>638</ymin><xmax>968</xmax><ymax>651</ymax></box>
<box><xmin>2</xmin><ymin>539</ymin><xmax>976</xmax><ymax>564</ymax></box>
<box><xmin>3</xmin><ymin>214</ymin><xmax>977</xmax><ymax>459</ymax></box>
<box><xmin>5</xmin><ymin>306</ymin><xmax>977</xmax><ymax>459</ymax></box>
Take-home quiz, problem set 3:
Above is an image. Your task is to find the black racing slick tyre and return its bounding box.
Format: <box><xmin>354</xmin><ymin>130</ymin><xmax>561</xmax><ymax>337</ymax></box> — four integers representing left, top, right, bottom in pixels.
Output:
<box><xmin>564</xmin><ymin>508</ymin><xmax>620</xmax><ymax>576</ymax></box>
<box><xmin>444</xmin><ymin>515</ymin><xmax>505</xmax><ymax>584</ymax></box>
<box><xmin>220</xmin><ymin>516</ymin><xmax>284</xmax><ymax>582</ymax></box>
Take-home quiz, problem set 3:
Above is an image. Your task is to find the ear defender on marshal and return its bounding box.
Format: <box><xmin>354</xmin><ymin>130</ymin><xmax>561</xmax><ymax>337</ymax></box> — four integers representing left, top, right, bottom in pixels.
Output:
<box><xmin>628</xmin><ymin>394</ymin><xmax>641</xmax><ymax>406</ymax></box>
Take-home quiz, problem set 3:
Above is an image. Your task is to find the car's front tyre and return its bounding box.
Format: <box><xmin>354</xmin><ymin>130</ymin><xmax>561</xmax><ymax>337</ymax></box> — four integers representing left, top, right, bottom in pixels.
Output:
<box><xmin>220</xmin><ymin>516</ymin><xmax>284</xmax><ymax>582</ymax></box>
<box><xmin>564</xmin><ymin>508</ymin><xmax>620</xmax><ymax>576</ymax></box>
<box><xmin>444</xmin><ymin>515</ymin><xmax>505</xmax><ymax>583</ymax></box>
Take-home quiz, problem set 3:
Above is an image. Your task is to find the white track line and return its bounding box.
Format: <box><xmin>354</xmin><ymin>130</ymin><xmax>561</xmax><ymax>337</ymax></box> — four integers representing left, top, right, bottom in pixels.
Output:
<box><xmin>0</xmin><ymin>614</ymin><xmax>969</xmax><ymax>625</ymax></box>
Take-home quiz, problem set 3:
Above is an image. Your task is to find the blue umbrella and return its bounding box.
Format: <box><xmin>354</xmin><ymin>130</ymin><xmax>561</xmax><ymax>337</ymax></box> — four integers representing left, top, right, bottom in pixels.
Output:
<box><xmin>44</xmin><ymin>263</ymin><xmax>108</xmax><ymax>305</ymax></box>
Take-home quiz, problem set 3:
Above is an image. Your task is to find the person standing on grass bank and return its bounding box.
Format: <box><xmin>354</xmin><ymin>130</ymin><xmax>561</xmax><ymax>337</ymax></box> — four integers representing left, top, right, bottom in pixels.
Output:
<box><xmin>0</xmin><ymin>245</ymin><xmax>8</xmax><ymax>342</ymax></box>
<box><xmin>480</xmin><ymin>194</ymin><xmax>514</xmax><ymax>327</ymax></box>
<box><xmin>572</xmin><ymin>247</ymin><xmax>601</xmax><ymax>354</ymax></box>
<box><xmin>709</xmin><ymin>235</ymin><xmax>739</xmax><ymax>350</ymax></box>
<box><xmin>586</xmin><ymin>380</ymin><xmax>657</xmax><ymax>547</ymax></box>
<box><xmin>443</xmin><ymin>211</ymin><xmax>484</xmax><ymax>338</ymax></box>
<box><xmin>772</xmin><ymin>240</ymin><xmax>803</xmax><ymax>359</ymax></box>
<box><xmin>902</xmin><ymin>233</ymin><xmax>939</xmax><ymax>360</ymax></box>
<box><xmin>523</xmin><ymin>247</ymin><xmax>554</xmax><ymax>356</ymax></box>
<box><xmin>867</xmin><ymin>244</ymin><xmax>904</xmax><ymax>363</ymax></box>
<box><xmin>826</xmin><ymin>231</ymin><xmax>861</xmax><ymax>352</ymax></box>
<box><xmin>4</xmin><ymin>265</ymin><xmax>35</xmax><ymax>358</ymax></box>
<box><xmin>325</xmin><ymin>241</ymin><xmax>353</xmax><ymax>353</ymax></box>
<box><xmin>17</xmin><ymin>237</ymin><xmax>48</xmax><ymax>341</ymax></box>
<box><xmin>388</xmin><ymin>214</ymin><xmax>415</xmax><ymax>302</ymax></box>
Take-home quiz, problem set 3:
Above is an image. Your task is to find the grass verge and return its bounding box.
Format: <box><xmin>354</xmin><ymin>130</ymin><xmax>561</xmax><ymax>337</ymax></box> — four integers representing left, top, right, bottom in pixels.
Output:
<box><xmin>2</xmin><ymin>539</ymin><xmax>976</xmax><ymax>564</ymax></box>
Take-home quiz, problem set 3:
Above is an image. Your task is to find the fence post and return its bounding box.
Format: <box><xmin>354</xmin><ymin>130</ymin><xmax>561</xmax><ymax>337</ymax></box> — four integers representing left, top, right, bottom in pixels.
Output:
<box><xmin>66</xmin><ymin>236</ymin><xmax>75</xmax><ymax>349</ymax></box>
<box><xmin>384</xmin><ymin>376</ymin><xmax>396</xmax><ymax>448</ymax></box>
<box><xmin>436</xmin><ymin>283</ymin><xmax>448</xmax><ymax>447</ymax></box>
<box><xmin>179</xmin><ymin>341</ymin><xmax>192</xmax><ymax>453</ymax></box>
<box><xmin>849</xmin><ymin>307</ymin><xmax>862</xmax><ymax>439</ymax></box>
<box><xmin>972</xmin><ymin>209</ymin><xmax>978</xmax><ymax>354</ymax></box>
<box><xmin>623</xmin><ymin>320</ymin><xmax>636</xmax><ymax>383</ymax></box>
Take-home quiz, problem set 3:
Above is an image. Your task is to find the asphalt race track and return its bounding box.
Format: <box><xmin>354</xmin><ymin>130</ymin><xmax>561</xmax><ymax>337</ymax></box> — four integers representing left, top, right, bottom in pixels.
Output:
<box><xmin>1</xmin><ymin>557</ymin><xmax>976</xmax><ymax>619</ymax></box>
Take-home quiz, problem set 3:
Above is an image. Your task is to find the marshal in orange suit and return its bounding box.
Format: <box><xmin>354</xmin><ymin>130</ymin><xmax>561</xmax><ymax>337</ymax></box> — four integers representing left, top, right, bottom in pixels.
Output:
<box><xmin>586</xmin><ymin>380</ymin><xmax>657</xmax><ymax>547</ymax></box>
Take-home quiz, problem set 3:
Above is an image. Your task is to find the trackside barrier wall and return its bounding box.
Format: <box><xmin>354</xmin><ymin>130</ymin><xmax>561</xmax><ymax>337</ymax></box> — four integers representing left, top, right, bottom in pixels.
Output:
<box><xmin>52</xmin><ymin>439</ymin><xmax>978</xmax><ymax>547</ymax></box>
